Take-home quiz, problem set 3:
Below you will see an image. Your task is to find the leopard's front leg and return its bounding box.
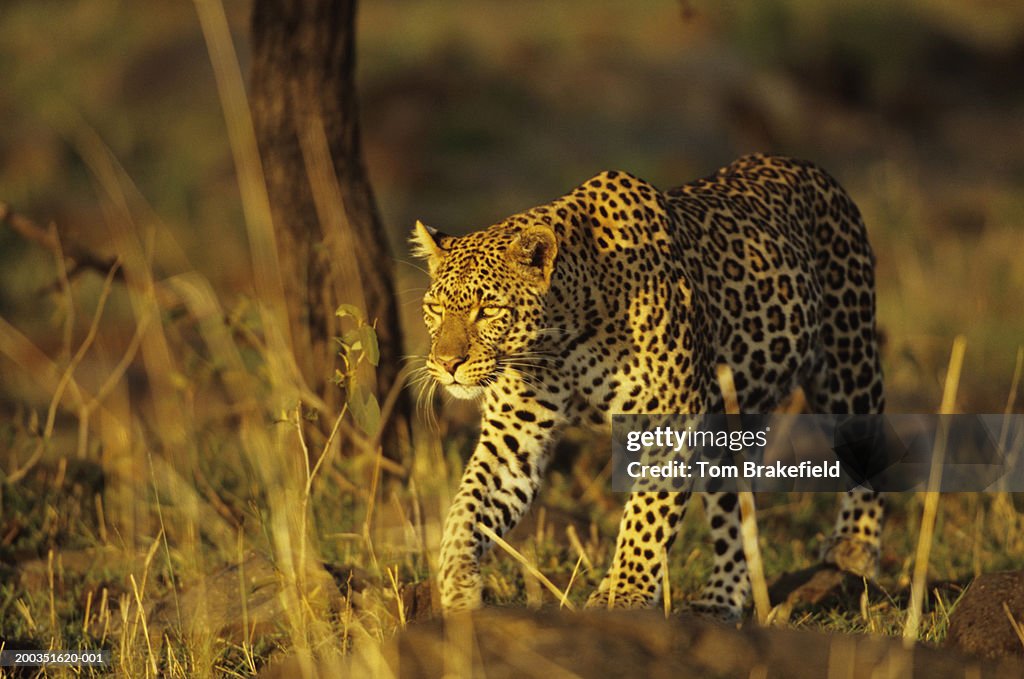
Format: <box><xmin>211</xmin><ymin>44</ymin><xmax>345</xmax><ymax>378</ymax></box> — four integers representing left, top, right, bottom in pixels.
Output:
<box><xmin>438</xmin><ymin>385</ymin><xmax>568</xmax><ymax>612</ymax></box>
<box><xmin>585</xmin><ymin>490</ymin><xmax>692</xmax><ymax>610</ymax></box>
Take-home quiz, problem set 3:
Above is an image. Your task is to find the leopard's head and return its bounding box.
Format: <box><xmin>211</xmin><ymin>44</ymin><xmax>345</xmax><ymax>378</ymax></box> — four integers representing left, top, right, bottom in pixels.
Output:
<box><xmin>410</xmin><ymin>218</ymin><xmax>558</xmax><ymax>399</ymax></box>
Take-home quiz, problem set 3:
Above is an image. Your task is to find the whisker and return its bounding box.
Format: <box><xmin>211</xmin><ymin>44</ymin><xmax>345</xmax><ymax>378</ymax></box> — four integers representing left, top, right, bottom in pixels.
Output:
<box><xmin>500</xmin><ymin>354</ymin><xmax>558</xmax><ymax>364</ymax></box>
<box><xmin>499</xmin><ymin>358</ymin><xmax>556</xmax><ymax>367</ymax></box>
<box><xmin>501</xmin><ymin>366</ymin><xmax>543</xmax><ymax>389</ymax></box>
<box><xmin>502</xmin><ymin>351</ymin><xmax>557</xmax><ymax>358</ymax></box>
<box><xmin>394</xmin><ymin>258</ymin><xmax>431</xmax><ymax>277</ymax></box>
<box><xmin>498</xmin><ymin>360</ymin><xmax>558</xmax><ymax>376</ymax></box>
<box><xmin>502</xmin><ymin>350</ymin><xmax>558</xmax><ymax>361</ymax></box>
<box><xmin>416</xmin><ymin>376</ymin><xmax>440</xmax><ymax>430</ymax></box>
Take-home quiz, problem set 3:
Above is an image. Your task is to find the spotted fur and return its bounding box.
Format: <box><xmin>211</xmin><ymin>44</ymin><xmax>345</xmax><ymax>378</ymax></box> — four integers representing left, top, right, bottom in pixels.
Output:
<box><xmin>412</xmin><ymin>154</ymin><xmax>886</xmax><ymax>619</ymax></box>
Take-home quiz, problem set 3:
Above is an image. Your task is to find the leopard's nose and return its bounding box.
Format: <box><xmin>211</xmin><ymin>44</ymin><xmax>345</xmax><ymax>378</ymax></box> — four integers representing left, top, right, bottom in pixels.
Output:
<box><xmin>435</xmin><ymin>354</ymin><xmax>467</xmax><ymax>375</ymax></box>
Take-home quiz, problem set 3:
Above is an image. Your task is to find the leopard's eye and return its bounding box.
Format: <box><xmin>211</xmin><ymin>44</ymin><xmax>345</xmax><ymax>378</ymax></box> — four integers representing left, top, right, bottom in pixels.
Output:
<box><xmin>424</xmin><ymin>302</ymin><xmax>443</xmax><ymax>316</ymax></box>
<box><xmin>476</xmin><ymin>306</ymin><xmax>506</xmax><ymax>320</ymax></box>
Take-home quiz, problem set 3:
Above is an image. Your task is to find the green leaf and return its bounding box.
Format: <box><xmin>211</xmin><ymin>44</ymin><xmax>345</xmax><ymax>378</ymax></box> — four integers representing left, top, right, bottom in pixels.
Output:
<box><xmin>347</xmin><ymin>378</ymin><xmax>365</xmax><ymax>423</ymax></box>
<box><xmin>340</xmin><ymin>328</ymin><xmax>363</xmax><ymax>351</ymax></box>
<box><xmin>348</xmin><ymin>382</ymin><xmax>381</xmax><ymax>436</ymax></box>
<box><xmin>358</xmin><ymin>324</ymin><xmax>380</xmax><ymax>366</ymax></box>
<box><xmin>335</xmin><ymin>304</ymin><xmax>365</xmax><ymax>323</ymax></box>
<box><xmin>361</xmin><ymin>390</ymin><xmax>381</xmax><ymax>436</ymax></box>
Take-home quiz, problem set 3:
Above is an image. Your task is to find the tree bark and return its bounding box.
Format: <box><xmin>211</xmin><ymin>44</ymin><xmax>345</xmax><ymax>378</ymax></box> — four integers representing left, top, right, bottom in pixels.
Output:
<box><xmin>249</xmin><ymin>0</ymin><xmax>409</xmax><ymax>456</ymax></box>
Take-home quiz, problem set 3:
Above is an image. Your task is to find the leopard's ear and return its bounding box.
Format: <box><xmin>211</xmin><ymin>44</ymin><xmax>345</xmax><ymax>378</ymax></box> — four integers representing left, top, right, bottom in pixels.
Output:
<box><xmin>410</xmin><ymin>220</ymin><xmax>449</xmax><ymax>275</ymax></box>
<box><xmin>508</xmin><ymin>225</ymin><xmax>558</xmax><ymax>289</ymax></box>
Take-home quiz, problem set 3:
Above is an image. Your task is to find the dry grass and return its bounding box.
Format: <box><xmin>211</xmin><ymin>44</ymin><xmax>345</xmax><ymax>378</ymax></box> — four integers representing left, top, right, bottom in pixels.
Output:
<box><xmin>1</xmin><ymin>0</ymin><xmax>1023</xmax><ymax>676</ymax></box>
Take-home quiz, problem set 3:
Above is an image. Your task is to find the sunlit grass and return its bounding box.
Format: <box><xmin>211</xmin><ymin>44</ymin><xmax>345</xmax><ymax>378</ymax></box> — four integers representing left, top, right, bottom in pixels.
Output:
<box><xmin>1</xmin><ymin>0</ymin><xmax>1023</xmax><ymax>675</ymax></box>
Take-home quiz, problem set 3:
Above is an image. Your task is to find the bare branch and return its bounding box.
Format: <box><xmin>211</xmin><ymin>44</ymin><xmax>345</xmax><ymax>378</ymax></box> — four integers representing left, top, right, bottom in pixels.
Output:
<box><xmin>0</xmin><ymin>201</ymin><xmax>122</xmax><ymax>283</ymax></box>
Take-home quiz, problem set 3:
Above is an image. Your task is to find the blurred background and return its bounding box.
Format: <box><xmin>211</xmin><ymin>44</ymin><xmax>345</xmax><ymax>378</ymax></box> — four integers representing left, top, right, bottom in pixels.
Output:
<box><xmin>2</xmin><ymin>0</ymin><xmax>1023</xmax><ymax>417</ymax></box>
<box><xmin>1</xmin><ymin>1</ymin><xmax>1023</xmax><ymax>672</ymax></box>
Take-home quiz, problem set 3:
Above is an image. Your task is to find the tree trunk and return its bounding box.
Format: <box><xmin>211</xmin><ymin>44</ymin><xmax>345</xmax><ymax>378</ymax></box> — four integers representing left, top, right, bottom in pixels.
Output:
<box><xmin>249</xmin><ymin>0</ymin><xmax>409</xmax><ymax>457</ymax></box>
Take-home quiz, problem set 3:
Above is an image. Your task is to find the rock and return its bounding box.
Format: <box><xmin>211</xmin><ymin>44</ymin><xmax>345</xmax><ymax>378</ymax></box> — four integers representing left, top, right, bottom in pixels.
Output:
<box><xmin>400</xmin><ymin>579</ymin><xmax>437</xmax><ymax>622</ymax></box>
<box><xmin>145</xmin><ymin>551</ymin><xmax>287</xmax><ymax>644</ymax></box>
<box><xmin>766</xmin><ymin>564</ymin><xmax>890</xmax><ymax>624</ymax></box>
<box><xmin>138</xmin><ymin>553</ymin><xmax>370</xmax><ymax>649</ymax></box>
<box><xmin>946</xmin><ymin>571</ymin><xmax>1024</xmax><ymax>660</ymax></box>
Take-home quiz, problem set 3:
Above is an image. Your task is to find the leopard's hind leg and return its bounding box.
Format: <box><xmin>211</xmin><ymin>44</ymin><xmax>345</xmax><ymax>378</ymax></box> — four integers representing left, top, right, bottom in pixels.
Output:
<box><xmin>804</xmin><ymin>220</ymin><xmax>887</xmax><ymax>577</ymax></box>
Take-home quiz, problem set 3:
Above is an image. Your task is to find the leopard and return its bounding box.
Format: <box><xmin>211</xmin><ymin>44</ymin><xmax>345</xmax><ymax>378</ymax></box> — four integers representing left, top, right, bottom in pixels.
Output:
<box><xmin>411</xmin><ymin>153</ymin><xmax>886</xmax><ymax>620</ymax></box>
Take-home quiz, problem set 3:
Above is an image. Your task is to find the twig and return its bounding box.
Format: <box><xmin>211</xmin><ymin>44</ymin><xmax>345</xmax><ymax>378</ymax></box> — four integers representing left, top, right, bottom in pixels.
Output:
<box><xmin>5</xmin><ymin>260</ymin><xmax>121</xmax><ymax>483</ymax></box>
<box><xmin>562</xmin><ymin>554</ymin><xmax>585</xmax><ymax>610</ymax></box>
<box><xmin>717</xmin><ymin>363</ymin><xmax>771</xmax><ymax>625</ymax></box>
<box><xmin>0</xmin><ymin>201</ymin><xmax>121</xmax><ymax>283</ymax></box>
<box><xmin>478</xmin><ymin>522</ymin><xmax>578</xmax><ymax>611</ymax></box>
<box><xmin>661</xmin><ymin>547</ymin><xmax>672</xmax><ymax>618</ymax></box>
<box><xmin>739</xmin><ymin>491</ymin><xmax>770</xmax><ymax>625</ymax></box>
<box><xmin>903</xmin><ymin>335</ymin><xmax>966</xmax><ymax>644</ymax></box>
<box><xmin>1002</xmin><ymin>601</ymin><xmax>1024</xmax><ymax>651</ymax></box>
<box><xmin>565</xmin><ymin>524</ymin><xmax>593</xmax><ymax>571</ymax></box>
